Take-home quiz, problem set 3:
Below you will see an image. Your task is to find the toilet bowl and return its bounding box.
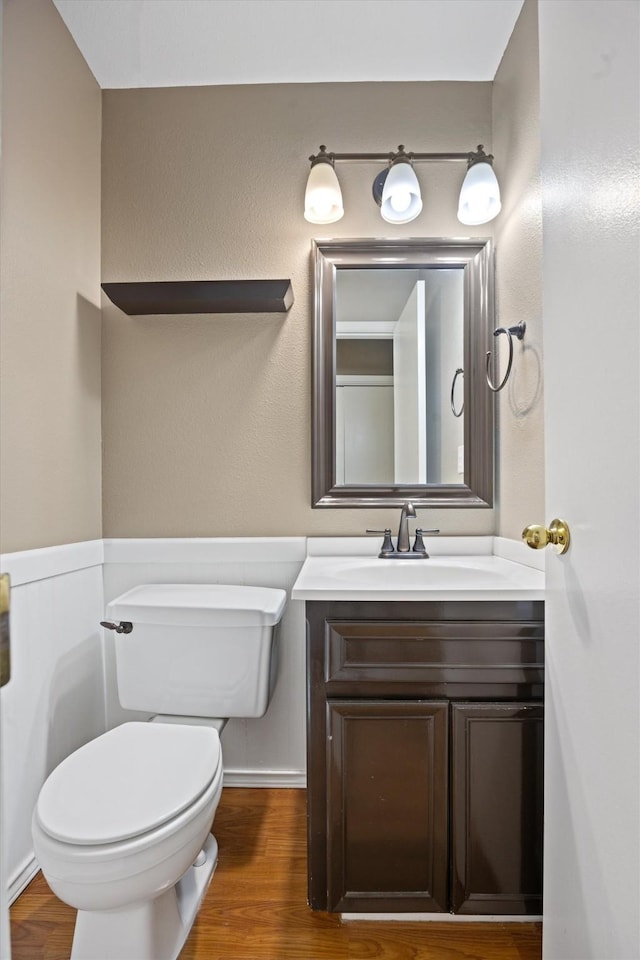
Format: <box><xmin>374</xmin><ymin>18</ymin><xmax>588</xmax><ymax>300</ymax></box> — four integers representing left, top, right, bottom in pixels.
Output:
<box><xmin>33</xmin><ymin>722</ymin><xmax>224</xmax><ymax>959</ymax></box>
<box><xmin>32</xmin><ymin>582</ymin><xmax>287</xmax><ymax>960</ymax></box>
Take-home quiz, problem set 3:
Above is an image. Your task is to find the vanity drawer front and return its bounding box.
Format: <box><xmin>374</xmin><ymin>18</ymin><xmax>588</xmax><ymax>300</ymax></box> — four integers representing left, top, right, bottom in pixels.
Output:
<box><xmin>324</xmin><ymin>620</ymin><xmax>544</xmax><ymax>692</ymax></box>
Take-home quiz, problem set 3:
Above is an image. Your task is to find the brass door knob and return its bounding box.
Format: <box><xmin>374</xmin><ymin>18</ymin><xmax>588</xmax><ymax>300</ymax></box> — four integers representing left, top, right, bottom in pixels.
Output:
<box><xmin>522</xmin><ymin>518</ymin><xmax>571</xmax><ymax>555</ymax></box>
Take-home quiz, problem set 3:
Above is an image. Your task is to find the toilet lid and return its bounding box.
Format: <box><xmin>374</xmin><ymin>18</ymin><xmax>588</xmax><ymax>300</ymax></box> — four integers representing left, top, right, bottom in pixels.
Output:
<box><xmin>35</xmin><ymin>722</ymin><xmax>221</xmax><ymax>845</ymax></box>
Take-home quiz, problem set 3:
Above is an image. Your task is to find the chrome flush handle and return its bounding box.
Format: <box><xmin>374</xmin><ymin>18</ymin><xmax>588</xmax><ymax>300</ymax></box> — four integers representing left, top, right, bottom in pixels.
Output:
<box><xmin>100</xmin><ymin>620</ymin><xmax>134</xmax><ymax>634</ymax></box>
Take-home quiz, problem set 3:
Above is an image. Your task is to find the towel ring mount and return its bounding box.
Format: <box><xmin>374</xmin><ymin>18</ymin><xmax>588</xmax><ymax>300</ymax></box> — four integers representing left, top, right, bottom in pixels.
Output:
<box><xmin>486</xmin><ymin>321</ymin><xmax>526</xmax><ymax>392</ymax></box>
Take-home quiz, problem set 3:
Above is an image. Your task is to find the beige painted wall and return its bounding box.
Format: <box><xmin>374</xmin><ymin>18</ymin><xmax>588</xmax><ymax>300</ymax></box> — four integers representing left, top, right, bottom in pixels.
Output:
<box><xmin>0</xmin><ymin>3</ymin><xmax>545</xmax><ymax>549</ymax></box>
<box><xmin>492</xmin><ymin>0</ymin><xmax>545</xmax><ymax>539</ymax></box>
<box><xmin>0</xmin><ymin>0</ymin><xmax>102</xmax><ymax>553</ymax></box>
<box><xmin>101</xmin><ymin>81</ymin><xmax>499</xmax><ymax>537</ymax></box>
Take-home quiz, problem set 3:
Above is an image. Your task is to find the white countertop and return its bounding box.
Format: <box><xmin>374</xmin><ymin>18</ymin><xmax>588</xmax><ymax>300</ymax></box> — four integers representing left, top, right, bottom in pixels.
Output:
<box><xmin>291</xmin><ymin>537</ymin><xmax>545</xmax><ymax>602</ymax></box>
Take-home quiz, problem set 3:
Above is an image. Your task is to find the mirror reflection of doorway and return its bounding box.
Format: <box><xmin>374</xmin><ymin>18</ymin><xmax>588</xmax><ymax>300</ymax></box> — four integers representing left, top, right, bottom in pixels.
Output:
<box><xmin>335</xmin><ymin>273</ymin><xmax>464</xmax><ymax>486</ymax></box>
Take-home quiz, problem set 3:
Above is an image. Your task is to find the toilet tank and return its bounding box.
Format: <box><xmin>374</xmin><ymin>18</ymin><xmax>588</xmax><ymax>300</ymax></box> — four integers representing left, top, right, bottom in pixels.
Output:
<box><xmin>106</xmin><ymin>584</ymin><xmax>287</xmax><ymax>718</ymax></box>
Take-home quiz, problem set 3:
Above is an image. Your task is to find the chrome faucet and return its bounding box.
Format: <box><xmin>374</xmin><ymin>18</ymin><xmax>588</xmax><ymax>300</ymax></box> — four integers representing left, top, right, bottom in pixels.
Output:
<box><xmin>396</xmin><ymin>502</ymin><xmax>416</xmax><ymax>552</ymax></box>
<box><xmin>366</xmin><ymin>502</ymin><xmax>440</xmax><ymax>559</ymax></box>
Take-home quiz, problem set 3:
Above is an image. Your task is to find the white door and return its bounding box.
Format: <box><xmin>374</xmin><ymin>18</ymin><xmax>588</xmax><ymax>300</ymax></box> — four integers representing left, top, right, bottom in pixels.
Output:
<box><xmin>335</xmin><ymin>381</ymin><xmax>394</xmax><ymax>485</ymax></box>
<box><xmin>393</xmin><ymin>281</ymin><xmax>426</xmax><ymax>483</ymax></box>
<box><xmin>539</xmin><ymin>3</ymin><xmax>639</xmax><ymax>958</ymax></box>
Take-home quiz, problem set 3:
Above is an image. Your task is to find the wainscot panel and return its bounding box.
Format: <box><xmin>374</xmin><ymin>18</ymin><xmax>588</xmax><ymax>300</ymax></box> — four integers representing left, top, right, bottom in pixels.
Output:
<box><xmin>0</xmin><ymin>542</ymin><xmax>106</xmax><ymax>901</ymax></box>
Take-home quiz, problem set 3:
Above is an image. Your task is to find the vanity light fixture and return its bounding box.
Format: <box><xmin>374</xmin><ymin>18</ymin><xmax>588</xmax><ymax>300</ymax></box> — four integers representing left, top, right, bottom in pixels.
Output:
<box><xmin>304</xmin><ymin>146</ymin><xmax>344</xmax><ymax>224</ymax></box>
<box><xmin>304</xmin><ymin>144</ymin><xmax>501</xmax><ymax>226</ymax></box>
<box><xmin>457</xmin><ymin>145</ymin><xmax>502</xmax><ymax>225</ymax></box>
<box><xmin>375</xmin><ymin>147</ymin><xmax>423</xmax><ymax>224</ymax></box>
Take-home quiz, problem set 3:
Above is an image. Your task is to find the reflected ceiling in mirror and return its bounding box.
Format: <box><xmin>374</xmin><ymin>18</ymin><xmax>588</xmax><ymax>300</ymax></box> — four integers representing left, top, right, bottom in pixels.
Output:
<box><xmin>312</xmin><ymin>238</ymin><xmax>494</xmax><ymax>508</ymax></box>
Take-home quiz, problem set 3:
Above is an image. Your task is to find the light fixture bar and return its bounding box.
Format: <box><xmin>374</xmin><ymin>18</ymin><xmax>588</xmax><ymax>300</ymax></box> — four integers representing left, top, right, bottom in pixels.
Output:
<box><xmin>310</xmin><ymin>149</ymin><xmax>471</xmax><ymax>164</ymax></box>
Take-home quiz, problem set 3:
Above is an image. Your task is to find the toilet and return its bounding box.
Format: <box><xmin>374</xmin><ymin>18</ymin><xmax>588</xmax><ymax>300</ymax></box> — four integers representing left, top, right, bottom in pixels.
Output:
<box><xmin>32</xmin><ymin>583</ymin><xmax>287</xmax><ymax>960</ymax></box>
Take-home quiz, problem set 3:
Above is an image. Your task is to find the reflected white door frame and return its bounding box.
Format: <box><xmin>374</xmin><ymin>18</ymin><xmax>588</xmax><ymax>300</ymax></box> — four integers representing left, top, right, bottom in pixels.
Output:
<box><xmin>393</xmin><ymin>281</ymin><xmax>427</xmax><ymax>484</ymax></box>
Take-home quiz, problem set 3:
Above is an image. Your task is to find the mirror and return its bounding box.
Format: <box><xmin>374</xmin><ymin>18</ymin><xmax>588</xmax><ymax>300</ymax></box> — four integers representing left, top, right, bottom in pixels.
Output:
<box><xmin>312</xmin><ymin>238</ymin><xmax>494</xmax><ymax>507</ymax></box>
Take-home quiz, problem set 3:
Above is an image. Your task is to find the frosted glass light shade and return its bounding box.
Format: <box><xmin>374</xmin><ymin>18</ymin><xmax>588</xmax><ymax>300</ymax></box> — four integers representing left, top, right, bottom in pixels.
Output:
<box><xmin>304</xmin><ymin>161</ymin><xmax>344</xmax><ymax>224</ymax></box>
<box><xmin>380</xmin><ymin>161</ymin><xmax>422</xmax><ymax>224</ymax></box>
<box><xmin>457</xmin><ymin>161</ymin><xmax>501</xmax><ymax>225</ymax></box>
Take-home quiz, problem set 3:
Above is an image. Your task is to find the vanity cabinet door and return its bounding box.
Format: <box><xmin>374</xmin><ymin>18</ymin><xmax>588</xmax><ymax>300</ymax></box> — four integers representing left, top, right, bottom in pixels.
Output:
<box><xmin>450</xmin><ymin>702</ymin><xmax>544</xmax><ymax>915</ymax></box>
<box><xmin>326</xmin><ymin>699</ymin><xmax>448</xmax><ymax>913</ymax></box>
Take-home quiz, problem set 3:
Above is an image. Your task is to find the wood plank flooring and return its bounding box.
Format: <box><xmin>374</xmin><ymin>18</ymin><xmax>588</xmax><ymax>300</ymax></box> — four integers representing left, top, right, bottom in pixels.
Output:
<box><xmin>10</xmin><ymin>788</ymin><xmax>541</xmax><ymax>960</ymax></box>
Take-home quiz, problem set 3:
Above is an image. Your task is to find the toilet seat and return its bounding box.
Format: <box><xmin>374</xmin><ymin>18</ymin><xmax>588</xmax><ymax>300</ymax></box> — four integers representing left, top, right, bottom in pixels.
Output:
<box><xmin>32</xmin><ymin>756</ymin><xmax>223</xmax><ymax>913</ymax></box>
<box><xmin>35</xmin><ymin>722</ymin><xmax>221</xmax><ymax>846</ymax></box>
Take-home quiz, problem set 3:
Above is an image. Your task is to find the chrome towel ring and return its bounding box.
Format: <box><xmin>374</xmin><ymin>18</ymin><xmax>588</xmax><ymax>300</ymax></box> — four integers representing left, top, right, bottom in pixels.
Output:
<box><xmin>486</xmin><ymin>321</ymin><xmax>526</xmax><ymax>392</ymax></box>
<box><xmin>450</xmin><ymin>367</ymin><xmax>464</xmax><ymax>417</ymax></box>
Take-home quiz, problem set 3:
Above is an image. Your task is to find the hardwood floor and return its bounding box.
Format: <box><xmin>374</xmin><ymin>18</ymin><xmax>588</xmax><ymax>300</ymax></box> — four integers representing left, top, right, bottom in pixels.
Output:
<box><xmin>11</xmin><ymin>788</ymin><xmax>542</xmax><ymax>960</ymax></box>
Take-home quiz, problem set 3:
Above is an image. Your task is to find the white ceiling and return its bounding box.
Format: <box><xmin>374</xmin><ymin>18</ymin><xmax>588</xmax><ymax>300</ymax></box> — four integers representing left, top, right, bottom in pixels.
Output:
<box><xmin>338</xmin><ymin>270</ymin><xmax>421</xmax><ymax>324</ymax></box>
<box><xmin>53</xmin><ymin>0</ymin><xmax>524</xmax><ymax>90</ymax></box>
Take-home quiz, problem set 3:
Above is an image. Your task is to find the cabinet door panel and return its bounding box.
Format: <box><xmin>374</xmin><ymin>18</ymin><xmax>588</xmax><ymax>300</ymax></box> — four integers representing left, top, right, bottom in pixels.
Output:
<box><xmin>451</xmin><ymin>702</ymin><xmax>543</xmax><ymax>915</ymax></box>
<box><xmin>327</xmin><ymin>700</ymin><xmax>448</xmax><ymax>913</ymax></box>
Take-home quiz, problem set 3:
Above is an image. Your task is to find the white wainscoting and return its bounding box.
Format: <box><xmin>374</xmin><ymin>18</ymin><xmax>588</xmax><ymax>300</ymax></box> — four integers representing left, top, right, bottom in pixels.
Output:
<box><xmin>102</xmin><ymin>538</ymin><xmax>308</xmax><ymax>788</ymax></box>
<box><xmin>0</xmin><ymin>541</ymin><xmax>106</xmax><ymax>901</ymax></box>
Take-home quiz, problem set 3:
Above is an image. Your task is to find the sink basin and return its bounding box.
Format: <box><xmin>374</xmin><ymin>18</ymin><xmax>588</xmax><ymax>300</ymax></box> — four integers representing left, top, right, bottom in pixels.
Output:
<box><xmin>291</xmin><ymin>554</ymin><xmax>545</xmax><ymax>601</ymax></box>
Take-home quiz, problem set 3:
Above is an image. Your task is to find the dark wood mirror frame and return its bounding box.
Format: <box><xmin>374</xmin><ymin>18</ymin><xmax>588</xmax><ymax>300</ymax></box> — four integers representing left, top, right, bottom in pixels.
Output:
<box><xmin>312</xmin><ymin>237</ymin><xmax>495</xmax><ymax>508</ymax></box>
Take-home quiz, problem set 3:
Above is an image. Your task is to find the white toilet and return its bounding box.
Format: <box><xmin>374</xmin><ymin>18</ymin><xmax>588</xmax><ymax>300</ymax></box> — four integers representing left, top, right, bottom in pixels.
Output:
<box><xmin>32</xmin><ymin>583</ymin><xmax>287</xmax><ymax>960</ymax></box>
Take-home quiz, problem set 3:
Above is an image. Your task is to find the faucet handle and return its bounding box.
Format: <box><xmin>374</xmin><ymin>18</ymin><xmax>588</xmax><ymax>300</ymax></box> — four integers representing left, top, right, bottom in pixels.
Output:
<box><xmin>411</xmin><ymin>529</ymin><xmax>429</xmax><ymax>557</ymax></box>
<box><xmin>412</xmin><ymin>528</ymin><xmax>440</xmax><ymax>558</ymax></box>
<box><xmin>366</xmin><ymin>528</ymin><xmax>394</xmax><ymax>556</ymax></box>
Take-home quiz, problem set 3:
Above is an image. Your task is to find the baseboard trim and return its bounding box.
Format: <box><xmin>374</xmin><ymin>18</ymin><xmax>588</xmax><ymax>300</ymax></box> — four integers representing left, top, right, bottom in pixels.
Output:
<box><xmin>341</xmin><ymin>912</ymin><xmax>543</xmax><ymax>923</ymax></box>
<box><xmin>223</xmin><ymin>769</ymin><xmax>306</xmax><ymax>788</ymax></box>
<box><xmin>9</xmin><ymin>856</ymin><xmax>39</xmax><ymax>905</ymax></box>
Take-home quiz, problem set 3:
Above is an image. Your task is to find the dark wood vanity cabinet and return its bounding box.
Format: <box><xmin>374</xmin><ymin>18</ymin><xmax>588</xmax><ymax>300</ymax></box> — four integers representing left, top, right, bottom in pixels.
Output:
<box><xmin>306</xmin><ymin>599</ymin><xmax>544</xmax><ymax>916</ymax></box>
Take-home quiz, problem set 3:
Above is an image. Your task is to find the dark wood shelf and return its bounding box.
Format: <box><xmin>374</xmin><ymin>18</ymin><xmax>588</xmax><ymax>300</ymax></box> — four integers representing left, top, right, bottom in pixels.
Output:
<box><xmin>101</xmin><ymin>279</ymin><xmax>294</xmax><ymax>315</ymax></box>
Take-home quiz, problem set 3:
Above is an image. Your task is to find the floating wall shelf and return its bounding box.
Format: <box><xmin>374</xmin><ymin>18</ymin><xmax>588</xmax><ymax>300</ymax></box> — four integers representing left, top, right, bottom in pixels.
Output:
<box><xmin>101</xmin><ymin>279</ymin><xmax>294</xmax><ymax>316</ymax></box>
